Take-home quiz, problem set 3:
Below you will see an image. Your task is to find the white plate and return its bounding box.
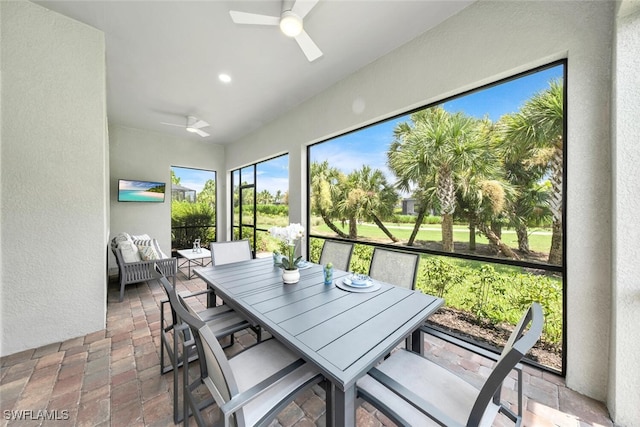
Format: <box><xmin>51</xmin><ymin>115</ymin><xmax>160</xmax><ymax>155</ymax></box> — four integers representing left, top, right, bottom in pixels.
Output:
<box><xmin>348</xmin><ymin>274</ymin><xmax>371</xmax><ymax>286</ymax></box>
<box><xmin>343</xmin><ymin>277</ymin><xmax>374</xmax><ymax>288</ymax></box>
<box><xmin>297</xmin><ymin>260</ymin><xmax>312</xmax><ymax>270</ymax></box>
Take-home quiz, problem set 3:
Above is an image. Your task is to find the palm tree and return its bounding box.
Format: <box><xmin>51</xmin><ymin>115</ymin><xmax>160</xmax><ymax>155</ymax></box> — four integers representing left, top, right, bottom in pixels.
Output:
<box><xmin>389</xmin><ymin>107</ymin><xmax>495</xmax><ymax>252</ymax></box>
<box><xmin>256</xmin><ymin>189</ymin><xmax>273</xmax><ymax>205</ymax></box>
<box><xmin>310</xmin><ymin>161</ymin><xmax>349</xmax><ymax>238</ymax></box>
<box><xmin>499</xmin><ymin>79</ymin><xmax>564</xmax><ymax>264</ymax></box>
<box><xmin>338</xmin><ymin>166</ymin><xmax>399</xmax><ymax>241</ymax></box>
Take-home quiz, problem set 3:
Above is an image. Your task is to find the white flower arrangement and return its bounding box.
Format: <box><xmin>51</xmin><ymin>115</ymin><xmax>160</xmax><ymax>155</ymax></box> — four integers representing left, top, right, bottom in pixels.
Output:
<box><xmin>269</xmin><ymin>223</ymin><xmax>305</xmax><ymax>270</ymax></box>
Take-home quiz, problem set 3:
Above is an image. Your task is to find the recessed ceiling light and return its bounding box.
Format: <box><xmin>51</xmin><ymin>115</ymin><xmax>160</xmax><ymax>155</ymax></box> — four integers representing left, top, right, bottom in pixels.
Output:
<box><xmin>218</xmin><ymin>73</ymin><xmax>232</xmax><ymax>83</ymax></box>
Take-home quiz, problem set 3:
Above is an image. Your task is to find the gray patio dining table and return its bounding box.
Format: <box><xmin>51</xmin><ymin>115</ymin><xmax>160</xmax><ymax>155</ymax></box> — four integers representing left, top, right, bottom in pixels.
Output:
<box><xmin>194</xmin><ymin>256</ymin><xmax>444</xmax><ymax>427</ymax></box>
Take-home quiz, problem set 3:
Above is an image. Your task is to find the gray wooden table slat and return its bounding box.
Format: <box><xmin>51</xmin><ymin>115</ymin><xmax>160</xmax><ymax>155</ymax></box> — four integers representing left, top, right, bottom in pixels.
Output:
<box><xmin>317</xmin><ymin>292</ymin><xmax>436</xmax><ymax>370</ymax></box>
<box><xmin>277</xmin><ymin>287</ymin><xmax>384</xmax><ymax>336</ymax></box>
<box><xmin>252</xmin><ymin>270</ymin><xmax>350</xmax><ymax>314</ymax></box>
<box><xmin>295</xmin><ymin>286</ymin><xmax>405</xmax><ymax>351</ymax></box>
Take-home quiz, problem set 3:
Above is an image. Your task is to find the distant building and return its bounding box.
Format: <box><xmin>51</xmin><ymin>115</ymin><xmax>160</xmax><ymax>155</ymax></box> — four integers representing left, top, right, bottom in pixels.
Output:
<box><xmin>402</xmin><ymin>198</ymin><xmax>418</xmax><ymax>215</ymax></box>
<box><xmin>172</xmin><ymin>184</ymin><xmax>196</xmax><ymax>202</ymax></box>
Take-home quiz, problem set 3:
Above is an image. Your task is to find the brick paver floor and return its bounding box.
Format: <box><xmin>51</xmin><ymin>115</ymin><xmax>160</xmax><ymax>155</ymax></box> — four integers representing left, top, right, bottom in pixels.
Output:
<box><xmin>0</xmin><ymin>274</ymin><xmax>613</xmax><ymax>426</ymax></box>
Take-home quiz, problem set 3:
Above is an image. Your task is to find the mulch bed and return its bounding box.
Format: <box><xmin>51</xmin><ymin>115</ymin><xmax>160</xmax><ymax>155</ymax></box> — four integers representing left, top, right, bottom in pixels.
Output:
<box><xmin>427</xmin><ymin>306</ymin><xmax>562</xmax><ymax>371</ymax></box>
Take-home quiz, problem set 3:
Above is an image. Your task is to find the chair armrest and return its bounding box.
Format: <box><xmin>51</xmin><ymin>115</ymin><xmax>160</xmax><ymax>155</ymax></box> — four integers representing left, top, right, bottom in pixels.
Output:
<box><xmin>180</xmin><ymin>288</ymin><xmax>213</xmax><ymax>299</ymax></box>
<box><xmin>421</xmin><ymin>324</ymin><xmax>515</xmax><ymax>365</ymax></box>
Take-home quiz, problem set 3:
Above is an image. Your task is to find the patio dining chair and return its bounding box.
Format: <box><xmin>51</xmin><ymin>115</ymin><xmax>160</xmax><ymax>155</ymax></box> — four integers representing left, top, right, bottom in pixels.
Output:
<box><xmin>208</xmin><ymin>239</ymin><xmax>263</xmax><ymax>340</ymax></box>
<box><xmin>318</xmin><ymin>240</ymin><xmax>354</xmax><ymax>271</ymax></box>
<box><xmin>368</xmin><ymin>247</ymin><xmax>420</xmax><ymax>290</ymax></box>
<box><xmin>155</xmin><ymin>270</ymin><xmax>255</xmax><ymax>423</ymax></box>
<box><xmin>164</xmin><ymin>275</ymin><xmax>324</xmax><ymax>427</ymax></box>
<box><xmin>210</xmin><ymin>239</ymin><xmax>253</xmax><ymax>266</ymax></box>
<box><xmin>356</xmin><ymin>302</ymin><xmax>544</xmax><ymax>427</ymax></box>
<box><xmin>368</xmin><ymin>247</ymin><xmax>420</xmax><ymax>350</ymax></box>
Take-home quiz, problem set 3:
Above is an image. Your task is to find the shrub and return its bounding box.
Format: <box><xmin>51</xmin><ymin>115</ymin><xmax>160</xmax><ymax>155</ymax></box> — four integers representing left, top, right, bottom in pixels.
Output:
<box><xmin>416</xmin><ymin>257</ymin><xmax>465</xmax><ymax>298</ymax></box>
<box><xmin>256</xmin><ymin>204</ymin><xmax>288</xmax><ymax>216</ymax></box>
<box><xmin>464</xmin><ymin>265</ymin><xmax>507</xmax><ymax>324</ymax></box>
<box><xmin>508</xmin><ymin>273</ymin><xmax>563</xmax><ymax>345</ymax></box>
<box><xmin>349</xmin><ymin>244</ymin><xmax>374</xmax><ymax>274</ymax></box>
<box><xmin>171</xmin><ymin>201</ymin><xmax>216</xmax><ymax>249</ymax></box>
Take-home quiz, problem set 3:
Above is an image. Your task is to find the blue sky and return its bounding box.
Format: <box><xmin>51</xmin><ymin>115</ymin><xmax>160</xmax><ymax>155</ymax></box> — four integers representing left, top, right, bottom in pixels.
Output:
<box><xmin>171</xmin><ymin>166</ymin><xmax>216</xmax><ymax>194</ymax></box>
<box><xmin>311</xmin><ymin>64</ymin><xmax>564</xmax><ymax>189</ymax></box>
<box><xmin>175</xmin><ymin>64</ymin><xmax>563</xmax><ymax>196</ymax></box>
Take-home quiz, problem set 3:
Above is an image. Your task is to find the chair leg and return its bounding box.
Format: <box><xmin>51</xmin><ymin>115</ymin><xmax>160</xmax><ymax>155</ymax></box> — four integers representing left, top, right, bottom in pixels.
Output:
<box><xmin>119</xmin><ymin>280</ymin><xmax>125</xmax><ymax>302</ymax></box>
<box><xmin>173</xmin><ymin>324</ymin><xmax>181</xmax><ymax>424</ymax></box>
<box><xmin>221</xmin><ymin>333</ymin><xmax>235</xmax><ymax>349</ymax></box>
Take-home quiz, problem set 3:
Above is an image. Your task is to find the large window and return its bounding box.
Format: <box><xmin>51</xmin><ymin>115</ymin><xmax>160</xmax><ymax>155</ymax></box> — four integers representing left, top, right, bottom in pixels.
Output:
<box><xmin>170</xmin><ymin>166</ymin><xmax>216</xmax><ymax>253</ymax></box>
<box><xmin>231</xmin><ymin>154</ymin><xmax>290</xmax><ymax>255</ymax></box>
<box><xmin>307</xmin><ymin>61</ymin><xmax>566</xmax><ymax>373</ymax></box>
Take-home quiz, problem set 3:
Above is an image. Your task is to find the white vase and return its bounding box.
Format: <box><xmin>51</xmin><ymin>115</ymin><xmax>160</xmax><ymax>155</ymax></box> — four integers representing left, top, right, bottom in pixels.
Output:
<box><xmin>282</xmin><ymin>268</ymin><xmax>300</xmax><ymax>284</ymax></box>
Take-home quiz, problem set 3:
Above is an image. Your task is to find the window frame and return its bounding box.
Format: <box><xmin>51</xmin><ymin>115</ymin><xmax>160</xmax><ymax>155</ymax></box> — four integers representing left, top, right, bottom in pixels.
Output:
<box><xmin>305</xmin><ymin>59</ymin><xmax>567</xmax><ymax>375</ymax></box>
<box><xmin>230</xmin><ymin>153</ymin><xmax>290</xmax><ymax>255</ymax></box>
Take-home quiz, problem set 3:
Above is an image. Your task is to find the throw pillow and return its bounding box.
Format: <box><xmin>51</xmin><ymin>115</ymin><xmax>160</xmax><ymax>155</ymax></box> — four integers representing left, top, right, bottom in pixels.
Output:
<box><xmin>112</xmin><ymin>232</ymin><xmax>131</xmax><ymax>248</ymax></box>
<box><xmin>118</xmin><ymin>241</ymin><xmax>142</xmax><ymax>263</ymax></box>
<box><xmin>138</xmin><ymin>245</ymin><xmax>159</xmax><ymax>261</ymax></box>
<box><xmin>133</xmin><ymin>238</ymin><xmax>168</xmax><ymax>259</ymax></box>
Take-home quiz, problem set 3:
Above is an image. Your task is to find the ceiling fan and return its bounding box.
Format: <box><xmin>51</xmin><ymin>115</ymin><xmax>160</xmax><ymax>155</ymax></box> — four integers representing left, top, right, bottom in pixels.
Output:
<box><xmin>229</xmin><ymin>0</ymin><xmax>323</xmax><ymax>62</ymax></box>
<box><xmin>161</xmin><ymin>116</ymin><xmax>210</xmax><ymax>137</ymax></box>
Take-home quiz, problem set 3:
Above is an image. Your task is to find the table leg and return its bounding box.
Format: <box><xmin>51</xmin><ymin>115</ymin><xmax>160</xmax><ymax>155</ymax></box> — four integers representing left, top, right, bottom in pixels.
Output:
<box><xmin>411</xmin><ymin>327</ymin><xmax>424</xmax><ymax>355</ymax></box>
<box><xmin>328</xmin><ymin>383</ymin><xmax>356</xmax><ymax>427</ymax></box>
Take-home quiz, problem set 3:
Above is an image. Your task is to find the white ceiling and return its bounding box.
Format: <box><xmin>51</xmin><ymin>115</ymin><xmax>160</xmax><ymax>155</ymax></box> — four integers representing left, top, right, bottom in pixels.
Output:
<box><xmin>35</xmin><ymin>0</ymin><xmax>474</xmax><ymax>144</ymax></box>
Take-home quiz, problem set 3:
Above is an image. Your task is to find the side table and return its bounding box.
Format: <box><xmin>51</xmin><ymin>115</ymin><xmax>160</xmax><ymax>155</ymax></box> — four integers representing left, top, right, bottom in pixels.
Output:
<box><xmin>176</xmin><ymin>248</ymin><xmax>212</xmax><ymax>279</ymax></box>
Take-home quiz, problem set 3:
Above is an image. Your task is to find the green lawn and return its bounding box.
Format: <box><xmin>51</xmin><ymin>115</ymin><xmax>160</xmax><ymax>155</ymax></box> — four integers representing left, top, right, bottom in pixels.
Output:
<box><xmin>310</xmin><ymin>220</ymin><xmax>552</xmax><ymax>254</ymax></box>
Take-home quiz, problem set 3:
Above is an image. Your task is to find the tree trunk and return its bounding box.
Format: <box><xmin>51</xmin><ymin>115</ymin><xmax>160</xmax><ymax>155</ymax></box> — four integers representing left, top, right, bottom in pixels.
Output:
<box><xmin>548</xmin><ymin>219</ymin><xmax>563</xmax><ymax>265</ymax></box>
<box><xmin>468</xmin><ymin>216</ymin><xmax>476</xmax><ymax>251</ymax></box>
<box><xmin>488</xmin><ymin>221</ymin><xmax>502</xmax><ymax>254</ymax></box>
<box><xmin>547</xmin><ymin>144</ymin><xmax>563</xmax><ymax>266</ymax></box>
<box><xmin>442</xmin><ymin>213</ymin><xmax>454</xmax><ymax>252</ymax></box>
<box><xmin>372</xmin><ymin>215</ymin><xmax>399</xmax><ymax>242</ymax></box>
<box><xmin>320</xmin><ymin>211</ymin><xmax>348</xmax><ymax>238</ymax></box>
<box><xmin>349</xmin><ymin>216</ymin><xmax>357</xmax><ymax>239</ymax></box>
<box><xmin>516</xmin><ymin>224</ymin><xmax>530</xmax><ymax>254</ymax></box>
<box><xmin>478</xmin><ymin>223</ymin><xmax>520</xmax><ymax>260</ymax></box>
<box><xmin>408</xmin><ymin>206</ymin><xmax>427</xmax><ymax>246</ymax></box>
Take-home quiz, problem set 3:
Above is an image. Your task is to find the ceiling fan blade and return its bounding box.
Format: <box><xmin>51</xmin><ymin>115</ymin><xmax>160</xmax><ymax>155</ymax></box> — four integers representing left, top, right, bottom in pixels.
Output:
<box><xmin>160</xmin><ymin>122</ymin><xmax>185</xmax><ymax>128</ymax></box>
<box><xmin>294</xmin><ymin>30</ymin><xmax>323</xmax><ymax>62</ymax></box>
<box><xmin>194</xmin><ymin>129</ymin><xmax>210</xmax><ymax>137</ymax></box>
<box><xmin>291</xmin><ymin>0</ymin><xmax>319</xmax><ymax>19</ymax></box>
<box><xmin>229</xmin><ymin>10</ymin><xmax>280</xmax><ymax>26</ymax></box>
<box><xmin>191</xmin><ymin>119</ymin><xmax>209</xmax><ymax>129</ymax></box>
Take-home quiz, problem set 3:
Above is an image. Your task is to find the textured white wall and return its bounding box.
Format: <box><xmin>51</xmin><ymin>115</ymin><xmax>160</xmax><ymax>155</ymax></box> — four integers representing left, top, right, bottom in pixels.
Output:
<box><xmin>1</xmin><ymin>1</ymin><xmax>108</xmax><ymax>356</ymax></box>
<box><xmin>108</xmin><ymin>125</ymin><xmax>225</xmax><ymax>271</ymax></box>
<box><xmin>610</xmin><ymin>3</ymin><xmax>640</xmax><ymax>425</ymax></box>
<box><xmin>226</xmin><ymin>0</ymin><xmax>615</xmax><ymax>403</ymax></box>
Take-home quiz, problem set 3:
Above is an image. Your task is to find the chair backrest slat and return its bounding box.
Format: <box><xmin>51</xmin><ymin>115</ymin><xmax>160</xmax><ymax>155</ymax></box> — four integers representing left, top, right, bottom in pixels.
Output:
<box><xmin>368</xmin><ymin>248</ymin><xmax>420</xmax><ymax>290</ymax></box>
<box><xmin>210</xmin><ymin>240</ymin><xmax>253</xmax><ymax>266</ymax></box>
<box><xmin>318</xmin><ymin>240</ymin><xmax>354</xmax><ymax>271</ymax></box>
